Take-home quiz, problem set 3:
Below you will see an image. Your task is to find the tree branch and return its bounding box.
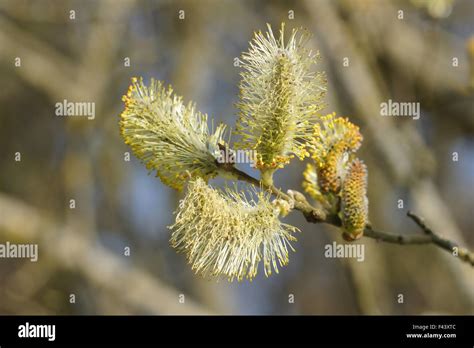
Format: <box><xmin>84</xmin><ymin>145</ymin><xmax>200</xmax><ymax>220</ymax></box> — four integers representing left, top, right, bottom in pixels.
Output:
<box><xmin>224</xmin><ymin>165</ymin><xmax>327</xmax><ymax>222</ymax></box>
<box><xmin>224</xmin><ymin>165</ymin><xmax>474</xmax><ymax>267</ymax></box>
<box><xmin>406</xmin><ymin>211</ymin><xmax>474</xmax><ymax>266</ymax></box>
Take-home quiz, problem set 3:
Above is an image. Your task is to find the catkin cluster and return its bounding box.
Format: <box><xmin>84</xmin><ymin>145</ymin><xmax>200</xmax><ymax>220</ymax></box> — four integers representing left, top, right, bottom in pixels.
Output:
<box><xmin>119</xmin><ymin>22</ymin><xmax>369</xmax><ymax>281</ymax></box>
<box><xmin>303</xmin><ymin>113</ymin><xmax>368</xmax><ymax>241</ymax></box>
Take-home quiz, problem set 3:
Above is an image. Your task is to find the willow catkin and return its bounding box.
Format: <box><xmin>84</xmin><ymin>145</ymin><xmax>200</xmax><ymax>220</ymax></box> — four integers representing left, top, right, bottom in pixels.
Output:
<box><xmin>341</xmin><ymin>159</ymin><xmax>368</xmax><ymax>241</ymax></box>
<box><xmin>236</xmin><ymin>23</ymin><xmax>327</xmax><ymax>170</ymax></box>
<box><xmin>169</xmin><ymin>178</ymin><xmax>299</xmax><ymax>281</ymax></box>
<box><xmin>120</xmin><ymin>77</ymin><xmax>227</xmax><ymax>190</ymax></box>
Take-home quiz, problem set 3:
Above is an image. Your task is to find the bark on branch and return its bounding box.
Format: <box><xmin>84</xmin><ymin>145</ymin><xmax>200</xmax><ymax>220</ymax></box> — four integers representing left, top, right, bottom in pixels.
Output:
<box><xmin>225</xmin><ymin>166</ymin><xmax>474</xmax><ymax>267</ymax></box>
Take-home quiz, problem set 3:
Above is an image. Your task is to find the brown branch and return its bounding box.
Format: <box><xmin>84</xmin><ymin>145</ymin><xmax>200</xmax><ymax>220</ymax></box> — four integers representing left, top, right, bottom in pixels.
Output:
<box><xmin>406</xmin><ymin>211</ymin><xmax>474</xmax><ymax>266</ymax></box>
<box><xmin>225</xmin><ymin>165</ymin><xmax>326</xmax><ymax>222</ymax></box>
<box><xmin>224</xmin><ymin>166</ymin><xmax>474</xmax><ymax>267</ymax></box>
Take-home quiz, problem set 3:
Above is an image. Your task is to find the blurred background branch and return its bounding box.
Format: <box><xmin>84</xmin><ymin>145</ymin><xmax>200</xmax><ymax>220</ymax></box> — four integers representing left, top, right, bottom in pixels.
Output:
<box><xmin>0</xmin><ymin>193</ymin><xmax>213</xmax><ymax>314</ymax></box>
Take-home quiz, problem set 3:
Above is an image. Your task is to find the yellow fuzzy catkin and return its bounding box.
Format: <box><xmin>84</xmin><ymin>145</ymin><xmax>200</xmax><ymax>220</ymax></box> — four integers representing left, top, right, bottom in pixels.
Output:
<box><xmin>120</xmin><ymin>77</ymin><xmax>226</xmax><ymax>190</ymax></box>
<box><xmin>341</xmin><ymin>159</ymin><xmax>368</xmax><ymax>241</ymax></box>
<box><xmin>303</xmin><ymin>113</ymin><xmax>368</xmax><ymax>240</ymax></box>
<box><xmin>169</xmin><ymin>178</ymin><xmax>299</xmax><ymax>281</ymax></box>
<box><xmin>236</xmin><ymin>23</ymin><xmax>327</xmax><ymax>170</ymax></box>
<box><xmin>310</xmin><ymin>113</ymin><xmax>362</xmax><ymax>165</ymax></box>
<box><xmin>306</xmin><ymin>113</ymin><xmax>363</xmax><ymax>194</ymax></box>
<box><xmin>302</xmin><ymin>163</ymin><xmax>325</xmax><ymax>203</ymax></box>
<box><xmin>317</xmin><ymin>141</ymin><xmax>349</xmax><ymax>193</ymax></box>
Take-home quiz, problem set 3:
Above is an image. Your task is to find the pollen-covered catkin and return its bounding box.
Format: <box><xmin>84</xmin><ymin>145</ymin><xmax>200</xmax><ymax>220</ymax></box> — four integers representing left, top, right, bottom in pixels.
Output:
<box><xmin>310</xmin><ymin>113</ymin><xmax>362</xmax><ymax>168</ymax></box>
<box><xmin>317</xmin><ymin>141</ymin><xmax>348</xmax><ymax>193</ymax></box>
<box><xmin>169</xmin><ymin>178</ymin><xmax>299</xmax><ymax>281</ymax></box>
<box><xmin>303</xmin><ymin>113</ymin><xmax>363</xmax><ymax>199</ymax></box>
<box><xmin>120</xmin><ymin>77</ymin><xmax>226</xmax><ymax>191</ymax></box>
<box><xmin>236</xmin><ymin>23</ymin><xmax>326</xmax><ymax>170</ymax></box>
<box><xmin>341</xmin><ymin>159</ymin><xmax>368</xmax><ymax>241</ymax></box>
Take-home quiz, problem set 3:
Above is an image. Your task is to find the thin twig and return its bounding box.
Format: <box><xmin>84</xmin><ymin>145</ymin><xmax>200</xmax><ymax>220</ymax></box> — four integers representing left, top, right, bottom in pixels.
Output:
<box><xmin>224</xmin><ymin>165</ymin><xmax>474</xmax><ymax>267</ymax></box>
<box><xmin>225</xmin><ymin>165</ymin><xmax>327</xmax><ymax>222</ymax></box>
<box><xmin>406</xmin><ymin>211</ymin><xmax>474</xmax><ymax>266</ymax></box>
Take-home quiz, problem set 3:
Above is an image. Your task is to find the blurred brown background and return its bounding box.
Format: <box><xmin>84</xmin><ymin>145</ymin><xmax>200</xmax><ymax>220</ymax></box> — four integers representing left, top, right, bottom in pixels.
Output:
<box><xmin>0</xmin><ymin>0</ymin><xmax>473</xmax><ymax>315</ymax></box>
